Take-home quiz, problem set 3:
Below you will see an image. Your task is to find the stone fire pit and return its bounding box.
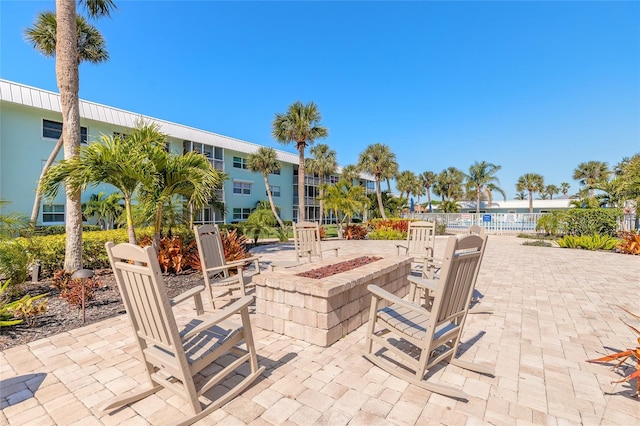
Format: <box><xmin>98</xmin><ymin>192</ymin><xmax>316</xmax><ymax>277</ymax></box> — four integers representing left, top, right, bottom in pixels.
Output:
<box><xmin>253</xmin><ymin>254</ymin><xmax>412</xmax><ymax>347</ymax></box>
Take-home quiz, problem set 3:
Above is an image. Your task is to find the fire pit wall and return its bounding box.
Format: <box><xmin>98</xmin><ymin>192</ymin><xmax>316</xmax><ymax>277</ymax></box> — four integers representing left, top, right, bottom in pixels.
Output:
<box><xmin>253</xmin><ymin>256</ymin><xmax>412</xmax><ymax>347</ymax></box>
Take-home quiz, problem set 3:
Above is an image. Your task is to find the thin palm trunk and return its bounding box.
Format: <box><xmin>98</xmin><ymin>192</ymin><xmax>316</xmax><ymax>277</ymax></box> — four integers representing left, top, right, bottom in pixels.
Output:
<box><xmin>153</xmin><ymin>204</ymin><xmax>163</xmax><ymax>249</ymax></box>
<box><xmin>31</xmin><ymin>134</ymin><xmax>64</xmax><ymax>225</ymax></box>
<box><xmin>476</xmin><ymin>189</ymin><xmax>481</xmax><ymax>214</ymax></box>
<box><xmin>528</xmin><ymin>190</ymin><xmax>534</xmax><ymax>214</ymax></box>
<box><xmin>263</xmin><ymin>175</ymin><xmax>285</xmax><ymax>229</ymax></box>
<box><xmin>297</xmin><ymin>146</ymin><xmax>305</xmax><ymax>222</ymax></box>
<box><xmin>124</xmin><ymin>196</ymin><xmax>137</xmax><ymax>244</ymax></box>
<box><xmin>376</xmin><ymin>180</ymin><xmax>387</xmax><ymax>220</ymax></box>
<box><xmin>57</xmin><ymin>0</ymin><xmax>83</xmax><ymax>272</ymax></box>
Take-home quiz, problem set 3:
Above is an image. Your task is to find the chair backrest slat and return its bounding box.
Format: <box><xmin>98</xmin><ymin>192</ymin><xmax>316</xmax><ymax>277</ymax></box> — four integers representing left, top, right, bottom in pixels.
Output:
<box><xmin>195</xmin><ymin>224</ymin><xmax>226</xmax><ymax>272</ymax></box>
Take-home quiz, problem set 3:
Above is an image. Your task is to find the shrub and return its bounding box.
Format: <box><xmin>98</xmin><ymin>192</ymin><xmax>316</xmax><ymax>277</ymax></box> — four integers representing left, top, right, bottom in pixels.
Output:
<box><xmin>318</xmin><ymin>226</ymin><xmax>327</xmax><ymax>240</ymax></box>
<box><xmin>139</xmin><ymin>235</ymin><xmax>198</xmax><ymax>274</ymax></box>
<box><xmin>0</xmin><ymin>239</ymin><xmax>30</xmax><ymax>288</ymax></box>
<box><xmin>0</xmin><ymin>280</ymin><xmax>48</xmax><ymax>327</ymax></box>
<box><xmin>557</xmin><ymin>234</ymin><xmax>619</xmax><ymax>251</ymax></box>
<box><xmin>617</xmin><ymin>231</ymin><xmax>640</xmax><ymax>255</ymax></box>
<box><xmin>19</xmin><ymin>224</ymin><xmax>101</xmax><ymax>237</ymax></box>
<box><xmin>536</xmin><ymin>211</ymin><xmax>566</xmax><ymax>236</ymax></box>
<box><xmin>343</xmin><ymin>224</ymin><xmax>367</xmax><ymax>240</ymax></box>
<box><xmin>368</xmin><ymin>229</ymin><xmax>406</xmax><ymax>240</ymax></box>
<box><xmin>51</xmin><ymin>270</ymin><xmax>101</xmax><ymax>309</ymax></box>
<box><xmin>564</xmin><ymin>208</ymin><xmax>622</xmax><ymax>237</ymax></box>
<box><xmin>369</xmin><ymin>219</ymin><xmax>410</xmax><ymax>233</ymax></box>
<box><xmin>220</xmin><ymin>229</ymin><xmax>250</xmax><ymax>263</ymax></box>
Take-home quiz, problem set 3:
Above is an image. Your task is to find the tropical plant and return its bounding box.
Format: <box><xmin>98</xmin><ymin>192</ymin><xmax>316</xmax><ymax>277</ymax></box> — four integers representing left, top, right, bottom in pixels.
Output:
<box><xmin>557</xmin><ymin>234</ymin><xmax>619</xmax><ymax>250</ymax></box>
<box><xmin>272</xmin><ymin>101</ymin><xmax>328</xmax><ymax>222</ymax></box>
<box><xmin>545</xmin><ymin>184</ymin><xmax>560</xmax><ymax>200</ymax></box>
<box><xmin>247</xmin><ymin>146</ymin><xmax>285</xmax><ymax>229</ymax></box>
<box><xmin>0</xmin><ymin>280</ymin><xmax>49</xmax><ymax>327</ymax></box>
<box><xmin>220</xmin><ymin>228</ymin><xmax>250</xmax><ymax>262</ymax></box>
<box><xmin>419</xmin><ymin>171</ymin><xmax>436</xmax><ymax>209</ymax></box>
<box><xmin>573</xmin><ymin>161</ymin><xmax>610</xmax><ymax>199</ymax></box>
<box><xmin>515</xmin><ymin>191</ymin><xmax>527</xmax><ymax>201</ymax></box>
<box><xmin>440</xmin><ymin>199</ymin><xmax>460</xmax><ymax>213</ymax></box>
<box><xmin>587</xmin><ymin>307</ymin><xmax>640</xmax><ymax>397</ymax></box>
<box><xmin>138</xmin><ymin>235</ymin><xmax>199</xmax><ymax>274</ymax></box>
<box><xmin>340</xmin><ymin>164</ymin><xmax>361</xmax><ymax>184</ymax></box>
<box><xmin>358</xmin><ymin>143</ymin><xmax>399</xmax><ymax>220</ymax></box>
<box><xmin>50</xmin><ymin>269</ymin><xmax>101</xmax><ymax>311</ymax></box>
<box><xmin>83</xmin><ymin>192</ymin><xmax>123</xmax><ymax>230</ymax></box>
<box><xmin>465</xmin><ymin>161</ymin><xmax>506</xmax><ymax>214</ymax></box>
<box><xmin>244</xmin><ymin>208</ymin><xmax>276</xmax><ymax>245</ymax></box>
<box><xmin>321</xmin><ymin>179</ymin><xmax>369</xmax><ymax>238</ymax></box>
<box><xmin>433</xmin><ymin>167</ymin><xmax>465</xmax><ymax>204</ymax></box>
<box><xmin>617</xmin><ymin>231</ymin><xmax>640</xmax><ymax>255</ymax></box>
<box><xmin>0</xmin><ymin>200</ymin><xmax>28</xmax><ymax>240</ymax></box>
<box><xmin>535</xmin><ymin>211</ymin><xmax>566</xmax><ymax>236</ymax></box>
<box><xmin>0</xmin><ymin>240</ymin><xmax>30</xmax><ymax>290</ymax></box>
<box><xmin>25</xmin><ymin>5</ymin><xmax>112</xmax><ymax>229</ymax></box>
<box><xmin>343</xmin><ymin>224</ymin><xmax>368</xmax><ymax>240</ymax></box>
<box><xmin>561</xmin><ymin>182</ymin><xmax>571</xmax><ymax>197</ymax></box>
<box><xmin>516</xmin><ymin>173</ymin><xmax>545</xmax><ymax>214</ymax></box>
<box><xmin>306</xmin><ymin>144</ymin><xmax>337</xmax><ymax>225</ymax></box>
<box><xmin>395</xmin><ymin>170</ymin><xmax>418</xmax><ymax>201</ymax></box>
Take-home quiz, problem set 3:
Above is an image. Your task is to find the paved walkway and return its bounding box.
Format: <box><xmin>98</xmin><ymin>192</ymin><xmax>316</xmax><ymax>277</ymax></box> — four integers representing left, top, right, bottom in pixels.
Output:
<box><xmin>1</xmin><ymin>236</ymin><xmax>639</xmax><ymax>425</ymax></box>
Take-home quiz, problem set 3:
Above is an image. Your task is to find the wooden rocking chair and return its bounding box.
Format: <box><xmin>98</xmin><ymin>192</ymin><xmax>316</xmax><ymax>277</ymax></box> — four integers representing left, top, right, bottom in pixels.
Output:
<box><xmin>364</xmin><ymin>234</ymin><xmax>494</xmax><ymax>400</ymax></box>
<box><xmin>396</xmin><ymin>220</ymin><xmax>438</xmax><ymax>278</ymax></box>
<box><xmin>293</xmin><ymin>221</ymin><xmax>339</xmax><ymax>263</ymax></box>
<box><xmin>194</xmin><ymin>224</ymin><xmax>261</xmax><ymax>309</ymax></box>
<box><xmin>102</xmin><ymin>242</ymin><xmax>264</xmax><ymax>425</ymax></box>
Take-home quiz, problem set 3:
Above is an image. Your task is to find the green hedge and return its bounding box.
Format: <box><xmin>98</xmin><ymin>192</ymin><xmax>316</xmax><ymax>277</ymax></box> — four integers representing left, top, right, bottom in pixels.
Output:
<box><xmin>563</xmin><ymin>208</ymin><xmax>622</xmax><ymax>237</ymax></box>
<box><xmin>19</xmin><ymin>224</ymin><xmax>102</xmax><ymax>237</ymax></box>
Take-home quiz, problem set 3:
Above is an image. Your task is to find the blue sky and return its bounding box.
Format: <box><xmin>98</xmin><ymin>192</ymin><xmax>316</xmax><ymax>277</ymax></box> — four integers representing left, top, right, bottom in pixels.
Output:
<box><xmin>1</xmin><ymin>1</ymin><xmax>639</xmax><ymax>200</ymax></box>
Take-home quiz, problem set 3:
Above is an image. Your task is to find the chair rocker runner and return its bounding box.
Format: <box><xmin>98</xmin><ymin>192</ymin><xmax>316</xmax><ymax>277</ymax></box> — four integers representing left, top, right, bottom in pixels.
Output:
<box><xmin>102</xmin><ymin>242</ymin><xmax>264</xmax><ymax>426</ymax></box>
<box><xmin>194</xmin><ymin>224</ymin><xmax>261</xmax><ymax>309</ymax></box>
<box><xmin>396</xmin><ymin>220</ymin><xmax>439</xmax><ymax>278</ymax></box>
<box><xmin>365</xmin><ymin>234</ymin><xmax>494</xmax><ymax>401</ymax></box>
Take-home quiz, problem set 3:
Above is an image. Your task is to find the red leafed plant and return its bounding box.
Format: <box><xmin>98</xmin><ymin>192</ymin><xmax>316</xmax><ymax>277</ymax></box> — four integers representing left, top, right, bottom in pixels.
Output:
<box><xmin>343</xmin><ymin>224</ymin><xmax>368</xmax><ymax>240</ymax></box>
<box><xmin>617</xmin><ymin>231</ymin><xmax>640</xmax><ymax>255</ymax></box>
<box><xmin>138</xmin><ymin>235</ymin><xmax>199</xmax><ymax>274</ymax></box>
<box><xmin>221</xmin><ymin>228</ymin><xmax>250</xmax><ymax>263</ymax></box>
<box><xmin>587</xmin><ymin>306</ymin><xmax>640</xmax><ymax>397</ymax></box>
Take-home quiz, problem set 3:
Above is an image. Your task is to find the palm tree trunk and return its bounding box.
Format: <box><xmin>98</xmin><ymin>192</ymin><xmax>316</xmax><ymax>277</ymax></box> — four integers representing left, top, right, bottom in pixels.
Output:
<box><xmin>153</xmin><ymin>204</ymin><xmax>163</xmax><ymax>249</ymax></box>
<box><xmin>57</xmin><ymin>0</ymin><xmax>83</xmax><ymax>272</ymax></box>
<box><xmin>528</xmin><ymin>190</ymin><xmax>534</xmax><ymax>214</ymax></box>
<box><xmin>124</xmin><ymin>197</ymin><xmax>137</xmax><ymax>244</ymax></box>
<box><xmin>476</xmin><ymin>189</ymin><xmax>481</xmax><ymax>215</ymax></box>
<box><xmin>263</xmin><ymin>175</ymin><xmax>285</xmax><ymax>229</ymax></box>
<box><xmin>30</xmin><ymin>135</ymin><xmax>64</xmax><ymax>225</ymax></box>
<box><xmin>297</xmin><ymin>145</ymin><xmax>306</xmax><ymax>222</ymax></box>
<box><xmin>376</xmin><ymin>180</ymin><xmax>387</xmax><ymax>220</ymax></box>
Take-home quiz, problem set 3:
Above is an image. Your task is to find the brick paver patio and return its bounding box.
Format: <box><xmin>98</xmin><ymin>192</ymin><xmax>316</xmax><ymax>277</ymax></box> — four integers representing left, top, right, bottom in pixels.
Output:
<box><xmin>1</xmin><ymin>236</ymin><xmax>639</xmax><ymax>425</ymax></box>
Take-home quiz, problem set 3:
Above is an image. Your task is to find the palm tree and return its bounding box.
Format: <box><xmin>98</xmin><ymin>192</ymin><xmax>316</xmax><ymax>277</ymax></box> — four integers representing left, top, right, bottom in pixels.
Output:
<box><xmin>83</xmin><ymin>192</ymin><xmax>122</xmax><ymax>229</ymax></box>
<box><xmin>395</xmin><ymin>170</ymin><xmax>418</xmax><ymax>201</ymax></box>
<box><xmin>465</xmin><ymin>161</ymin><xmax>506</xmax><ymax>214</ymax></box>
<box><xmin>247</xmin><ymin>147</ymin><xmax>285</xmax><ymax>229</ymax></box>
<box><xmin>433</xmin><ymin>167</ymin><xmax>464</xmax><ymax>203</ymax></box>
<box><xmin>272</xmin><ymin>101</ymin><xmax>328</xmax><ymax>222</ymax></box>
<box><xmin>0</xmin><ymin>200</ymin><xmax>28</xmax><ymax>240</ymax></box>
<box><xmin>516</xmin><ymin>173</ymin><xmax>544</xmax><ymax>214</ymax></box>
<box><xmin>358</xmin><ymin>143</ymin><xmax>398</xmax><ymax>220</ymax></box>
<box><xmin>560</xmin><ymin>182</ymin><xmax>570</xmax><ymax>197</ymax></box>
<box><xmin>545</xmin><ymin>184</ymin><xmax>559</xmax><ymax>200</ymax></box>
<box><xmin>25</xmin><ymin>7</ymin><xmax>111</xmax><ymax>233</ymax></box>
<box><xmin>573</xmin><ymin>161</ymin><xmax>610</xmax><ymax>198</ymax></box>
<box><xmin>515</xmin><ymin>191</ymin><xmax>527</xmax><ymax>200</ymax></box>
<box><xmin>419</xmin><ymin>171</ymin><xmax>436</xmax><ymax>210</ymax></box>
<box><xmin>29</xmin><ymin>0</ymin><xmax>116</xmax><ymax>271</ymax></box>
<box><xmin>340</xmin><ymin>164</ymin><xmax>360</xmax><ymax>184</ymax></box>
<box><xmin>321</xmin><ymin>179</ymin><xmax>369</xmax><ymax>237</ymax></box>
<box><xmin>305</xmin><ymin>144</ymin><xmax>337</xmax><ymax>225</ymax></box>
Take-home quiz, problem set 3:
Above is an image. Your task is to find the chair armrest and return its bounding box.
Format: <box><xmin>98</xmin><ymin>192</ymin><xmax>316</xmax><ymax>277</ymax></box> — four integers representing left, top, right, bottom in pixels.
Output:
<box><xmin>322</xmin><ymin>247</ymin><xmax>339</xmax><ymax>257</ymax></box>
<box><xmin>395</xmin><ymin>244</ymin><xmax>408</xmax><ymax>255</ymax></box>
<box><xmin>407</xmin><ymin>276</ymin><xmax>438</xmax><ymax>292</ymax></box>
<box><xmin>204</xmin><ymin>264</ymin><xmax>238</xmax><ymax>275</ymax></box>
<box><xmin>367</xmin><ymin>284</ymin><xmax>429</xmax><ymax>316</ymax></box>
<box><xmin>180</xmin><ymin>295</ymin><xmax>253</xmax><ymax>340</ymax></box>
<box><xmin>226</xmin><ymin>256</ymin><xmax>262</xmax><ymax>274</ymax></box>
<box><xmin>170</xmin><ymin>285</ymin><xmax>206</xmax><ymax>306</ymax></box>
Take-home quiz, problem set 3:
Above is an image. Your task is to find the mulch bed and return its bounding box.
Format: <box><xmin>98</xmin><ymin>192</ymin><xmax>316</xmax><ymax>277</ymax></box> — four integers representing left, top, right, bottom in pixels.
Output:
<box><xmin>0</xmin><ymin>269</ymin><xmax>205</xmax><ymax>351</ymax></box>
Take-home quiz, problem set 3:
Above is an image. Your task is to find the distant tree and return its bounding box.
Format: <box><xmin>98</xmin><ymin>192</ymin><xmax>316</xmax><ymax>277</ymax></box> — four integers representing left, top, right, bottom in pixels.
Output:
<box><xmin>395</xmin><ymin>170</ymin><xmax>418</xmax><ymax>201</ymax></box>
<box><xmin>305</xmin><ymin>144</ymin><xmax>337</xmax><ymax>225</ymax></box>
<box><xmin>419</xmin><ymin>171</ymin><xmax>436</xmax><ymax>208</ymax></box>
<box><xmin>465</xmin><ymin>161</ymin><xmax>506</xmax><ymax>214</ymax></box>
<box><xmin>321</xmin><ymin>179</ymin><xmax>369</xmax><ymax>237</ymax></box>
<box><xmin>560</xmin><ymin>182</ymin><xmax>571</xmax><ymax>196</ymax></box>
<box><xmin>515</xmin><ymin>191</ymin><xmax>527</xmax><ymax>200</ymax></box>
<box><xmin>272</xmin><ymin>101</ymin><xmax>328</xmax><ymax>222</ymax></box>
<box><xmin>516</xmin><ymin>173</ymin><xmax>545</xmax><ymax>214</ymax></box>
<box><xmin>340</xmin><ymin>164</ymin><xmax>360</xmax><ymax>184</ymax></box>
<box><xmin>358</xmin><ymin>143</ymin><xmax>398</xmax><ymax>220</ymax></box>
<box><xmin>433</xmin><ymin>167</ymin><xmax>464</xmax><ymax>202</ymax></box>
<box><xmin>545</xmin><ymin>184</ymin><xmax>559</xmax><ymax>200</ymax></box>
<box><xmin>537</xmin><ymin>193</ymin><xmax>550</xmax><ymax>200</ymax></box>
<box><xmin>83</xmin><ymin>191</ymin><xmax>122</xmax><ymax>230</ymax></box>
<box><xmin>247</xmin><ymin>147</ymin><xmax>285</xmax><ymax>229</ymax></box>
<box><xmin>573</xmin><ymin>161</ymin><xmax>610</xmax><ymax>198</ymax></box>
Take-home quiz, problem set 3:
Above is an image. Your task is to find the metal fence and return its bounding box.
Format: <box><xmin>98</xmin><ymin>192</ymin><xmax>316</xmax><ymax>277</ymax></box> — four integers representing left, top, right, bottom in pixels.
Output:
<box><xmin>403</xmin><ymin>212</ymin><xmax>638</xmax><ymax>235</ymax></box>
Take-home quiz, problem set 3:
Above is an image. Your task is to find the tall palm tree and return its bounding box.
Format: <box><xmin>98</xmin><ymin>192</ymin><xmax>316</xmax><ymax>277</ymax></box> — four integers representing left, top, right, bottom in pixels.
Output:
<box><xmin>433</xmin><ymin>167</ymin><xmax>464</xmax><ymax>203</ymax></box>
<box><xmin>545</xmin><ymin>184</ymin><xmax>559</xmax><ymax>200</ymax></box>
<box><xmin>305</xmin><ymin>144</ymin><xmax>337</xmax><ymax>224</ymax></box>
<box><xmin>25</xmin><ymin>6</ymin><xmax>111</xmax><ymax>233</ymax></box>
<box><xmin>272</xmin><ymin>101</ymin><xmax>328</xmax><ymax>222</ymax></box>
<box><xmin>395</xmin><ymin>170</ymin><xmax>418</xmax><ymax>201</ymax></box>
<box><xmin>34</xmin><ymin>0</ymin><xmax>116</xmax><ymax>271</ymax></box>
<box><xmin>340</xmin><ymin>164</ymin><xmax>360</xmax><ymax>184</ymax></box>
<box><xmin>321</xmin><ymin>179</ymin><xmax>369</xmax><ymax>237</ymax></box>
<box><xmin>573</xmin><ymin>161</ymin><xmax>610</xmax><ymax>199</ymax></box>
<box><xmin>358</xmin><ymin>143</ymin><xmax>398</xmax><ymax>220</ymax></box>
<box><xmin>465</xmin><ymin>161</ymin><xmax>506</xmax><ymax>214</ymax></box>
<box><xmin>560</xmin><ymin>182</ymin><xmax>570</xmax><ymax>197</ymax></box>
<box><xmin>247</xmin><ymin>147</ymin><xmax>285</xmax><ymax>229</ymax></box>
<box><xmin>419</xmin><ymin>171</ymin><xmax>436</xmax><ymax>210</ymax></box>
<box><xmin>516</xmin><ymin>173</ymin><xmax>544</xmax><ymax>214</ymax></box>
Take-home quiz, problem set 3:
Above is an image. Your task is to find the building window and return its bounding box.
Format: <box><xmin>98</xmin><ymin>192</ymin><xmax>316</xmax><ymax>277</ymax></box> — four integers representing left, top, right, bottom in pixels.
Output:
<box><xmin>269</xmin><ymin>186</ymin><xmax>281</xmax><ymax>197</ymax></box>
<box><xmin>270</xmin><ymin>168</ymin><xmax>281</xmax><ymax>175</ymax></box>
<box><xmin>233</xmin><ymin>156</ymin><xmax>248</xmax><ymax>169</ymax></box>
<box><xmin>183</xmin><ymin>141</ymin><xmax>224</xmax><ymax>171</ymax></box>
<box><xmin>43</xmin><ymin>204</ymin><xmax>64</xmax><ymax>222</ymax></box>
<box><xmin>233</xmin><ymin>181</ymin><xmax>252</xmax><ymax>195</ymax></box>
<box><xmin>43</xmin><ymin>119</ymin><xmax>87</xmax><ymax>144</ymax></box>
<box><xmin>232</xmin><ymin>208</ymin><xmax>253</xmax><ymax>221</ymax></box>
<box><xmin>329</xmin><ymin>175</ymin><xmax>339</xmax><ymax>184</ymax></box>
